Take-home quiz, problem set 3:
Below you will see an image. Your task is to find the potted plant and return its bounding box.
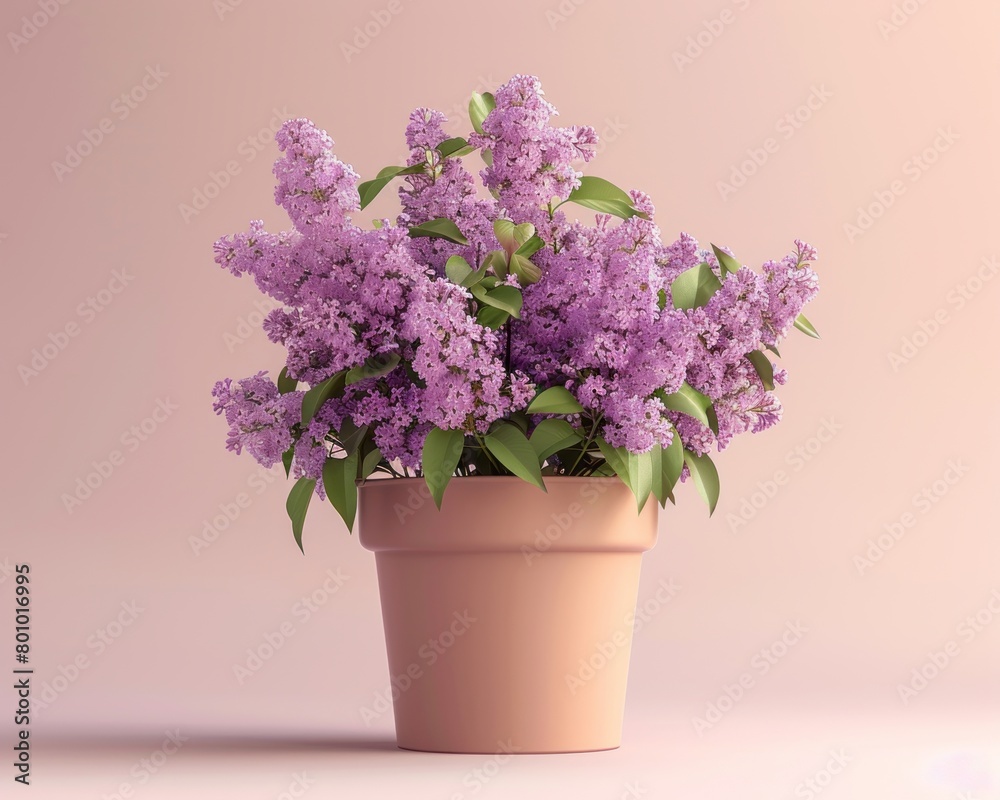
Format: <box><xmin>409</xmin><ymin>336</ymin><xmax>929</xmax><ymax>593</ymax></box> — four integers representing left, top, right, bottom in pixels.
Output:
<box><xmin>210</xmin><ymin>75</ymin><xmax>820</xmax><ymax>753</ymax></box>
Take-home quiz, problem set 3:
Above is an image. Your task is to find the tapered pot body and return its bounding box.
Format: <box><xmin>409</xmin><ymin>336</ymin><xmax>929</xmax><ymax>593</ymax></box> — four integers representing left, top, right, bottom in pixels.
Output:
<box><xmin>359</xmin><ymin>476</ymin><xmax>657</xmax><ymax>754</ymax></box>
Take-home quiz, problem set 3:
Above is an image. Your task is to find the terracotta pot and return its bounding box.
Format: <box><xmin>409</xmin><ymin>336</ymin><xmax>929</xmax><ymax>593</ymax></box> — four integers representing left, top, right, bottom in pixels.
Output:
<box><xmin>358</xmin><ymin>476</ymin><xmax>657</xmax><ymax>754</ymax></box>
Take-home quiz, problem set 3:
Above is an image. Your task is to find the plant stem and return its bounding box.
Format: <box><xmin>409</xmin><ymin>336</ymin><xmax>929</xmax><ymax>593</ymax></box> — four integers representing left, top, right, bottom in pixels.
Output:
<box><xmin>473</xmin><ymin>433</ymin><xmax>504</xmax><ymax>473</ymax></box>
<box><xmin>568</xmin><ymin>413</ymin><xmax>603</xmax><ymax>476</ymax></box>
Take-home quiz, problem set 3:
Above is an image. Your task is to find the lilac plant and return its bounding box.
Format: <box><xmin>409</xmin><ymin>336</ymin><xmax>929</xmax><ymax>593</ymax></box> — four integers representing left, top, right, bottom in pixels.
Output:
<box><xmin>211</xmin><ymin>75</ymin><xmax>820</xmax><ymax>550</ymax></box>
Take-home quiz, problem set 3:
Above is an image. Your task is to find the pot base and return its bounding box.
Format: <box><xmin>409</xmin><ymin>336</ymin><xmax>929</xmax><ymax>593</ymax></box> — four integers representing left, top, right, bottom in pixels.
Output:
<box><xmin>397</xmin><ymin>743</ymin><xmax>621</xmax><ymax>755</ymax></box>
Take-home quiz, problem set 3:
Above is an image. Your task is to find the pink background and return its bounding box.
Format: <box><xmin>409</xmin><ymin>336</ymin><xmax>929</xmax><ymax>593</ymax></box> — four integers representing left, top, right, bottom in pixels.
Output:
<box><xmin>2</xmin><ymin>0</ymin><xmax>998</xmax><ymax>797</ymax></box>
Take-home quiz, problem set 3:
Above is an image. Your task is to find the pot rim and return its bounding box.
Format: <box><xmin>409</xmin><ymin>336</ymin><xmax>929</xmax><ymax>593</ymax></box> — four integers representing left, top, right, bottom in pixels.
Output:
<box><xmin>358</xmin><ymin>474</ymin><xmax>626</xmax><ymax>489</ymax></box>
<box><xmin>357</xmin><ymin>474</ymin><xmax>657</xmax><ymax>554</ymax></box>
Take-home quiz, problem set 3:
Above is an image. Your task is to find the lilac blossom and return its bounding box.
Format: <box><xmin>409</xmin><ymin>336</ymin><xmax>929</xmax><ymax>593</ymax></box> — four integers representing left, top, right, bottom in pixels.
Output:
<box><xmin>211</xmin><ymin>372</ymin><xmax>300</xmax><ymax>469</ymax></box>
<box><xmin>397</xmin><ymin>108</ymin><xmax>499</xmax><ymax>275</ymax></box>
<box><xmin>211</xmin><ymin>75</ymin><xmax>820</xmax><ymax>506</ymax></box>
<box><xmin>470</xmin><ymin>74</ymin><xmax>597</xmax><ymax>232</ymax></box>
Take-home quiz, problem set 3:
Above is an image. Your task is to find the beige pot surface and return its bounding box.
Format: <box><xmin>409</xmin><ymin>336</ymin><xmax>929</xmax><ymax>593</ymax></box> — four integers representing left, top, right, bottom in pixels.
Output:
<box><xmin>359</xmin><ymin>476</ymin><xmax>658</xmax><ymax>754</ymax></box>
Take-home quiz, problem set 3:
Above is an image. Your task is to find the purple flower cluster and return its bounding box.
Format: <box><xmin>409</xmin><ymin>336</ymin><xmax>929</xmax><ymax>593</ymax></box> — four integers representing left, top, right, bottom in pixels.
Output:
<box><xmin>211</xmin><ymin>76</ymin><xmax>819</xmax><ymax>499</ymax></box>
<box><xmin>682</xmin><ymin>240</ymin><xmax>819</xmax><ymax>453</ymax></box>
<box><xmin>470</xmin><ymin>74</ymin><xmax>598</xmax><ymax>234</ymax></box>
<box><xmin>211</xmin><ymin>372</ymin><xmax>301</xmax><ymax>469</ymax></box>
<box><xmin>397</xmin><ymin>108</ymin><xmax>498</xmax><ymax>275</ymax></box>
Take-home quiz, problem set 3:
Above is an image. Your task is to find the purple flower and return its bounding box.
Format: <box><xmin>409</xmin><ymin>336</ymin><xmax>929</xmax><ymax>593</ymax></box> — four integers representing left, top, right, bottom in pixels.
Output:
<box><xmin>211</xmin><ymin>75</ymin><xmax>821</xmax><ymax>503</ymax></box>
<box><xmin>211</xmin><ymin>372</ymin><xmax>299</xmax><ymax>468</ymax></box>
<box><xmin>401</xmin><ymin>278</ymin><xmax>510</xmax><ymax>433</ymax></box>
<box><xmin>470</xmin><ymin>74</ymin><xmax>597</xmax><ymax>227</ymax></box>
<box><xmin>273</xmin><ymin>119</ymin><xmax>359</xmax><ymax>234</ymax></box>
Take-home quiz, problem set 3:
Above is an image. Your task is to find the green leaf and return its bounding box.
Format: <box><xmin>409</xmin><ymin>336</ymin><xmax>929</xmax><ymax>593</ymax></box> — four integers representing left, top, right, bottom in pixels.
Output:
<box><xmin>563</xmin><ymin>176</ymin><xmax>650</xmax><ymax>220</ymax></box>
<box><xmin>706</xmin><ymin>404</ymin><xmax>720</xmax><ymax>436</ymax></box>
<box><xmin>529</xmin><ymin>419</ymin><xmax>583</xmax><ymax>463</ymax></box>
<box><xmin>471</xmin><ymin>284</ymin><xmax>523</xmax><ymax>318</ymax></box>
<box><xmin>572</xmin><ymin>177</ymin><xmax>630</xmax><ymax>204</ymax></box>
<box><xmin>357</xmin><ymin>164</ymin><xmax>425</xmax><ymax>210</ymax></box>
<box><xmin>493</xmin><ymin>220</ymin><xmax>536</xmax><ymax>256</ymax></box>
<box><xmin>469</xmin><ymin>91</ymin><xmax>496</xmax><ymax>135</ymax></box>
<box><xmin>597</xmin><ymin>439</ymin><xmax>653</xmax><ymax>510</ymax></box>
<box><xmin>513</xmin><ymin>222</ymin><xmax>535</xmax><ymax>247</ymax></box>
<box><xmin>671</xmin><ymin>262</ymin><xmax>722</xmax><ymax>310</ymax></box>
<box><xmin>657</xmin><ymin>429</ymin><xmax>685</xmax><ymax>506</ymax></box>
<box><xmin>651</xmin><ymin>435</ymin><xmax>681</xmax><ymax>509</ymax></box>
<box><xmin>526</xmin><ymin>386</ymin><xmax>585</xmax><ymax>414</ymax></box>
<box><xmin>746</xmin><ymin>350</ymin><xmax>775</xmax><ymax>391</ymax></box>
<box><xmin>285</xmin><ymin>477</ymin><xmax>316</xmax><ymax>553</ymax></box>
<box><xmin>281</xmin><ymin>445</ymin><xmax>294</xmax><ymax>478</ymax></box>
<box><xmin>470</xmin><ymin>270</ymin><xmax>492</xmax><ymax>288</ymax></box>
<box><xmin>422</xmin><ymin>427</ymin><xmax>465</xmax><ymax>508</ymax></box>
<box><xmin>277</xmin><ymin>366</ymin><xmax>297</xmax><ymax>395</ymax></box>
<box><xmin>346</xmin><ymin>352</ymin><xmax>401</xmax><ymax>385</ymax></box>
<box><xmin>509</xmin><ymin>253</ymin><xmax>542</xmax><ymax>285</ymax></box>
<box><xmin>493</xmin><ymin>219</ymin><xmax>517</xmax><ymax>254</ymax></box>
<box><xmin>301</xmin><ymin>371</ymin><xmax>347</xmax><ymax>426</ymax></box>
<box><xmin>515</xmin><ymin>234</ymin><xmax>545</xmax><ymax>258</ymax></box>
<box><xmin>596</xmin><ymin>438</ymin><xmax>631</xmax><ymax>490</ymax></box>
<box><xmin>650</xmin><ymin>442</ymin><xmax>663</xmax><ymax>505</ymax></box>
<box><xmin>657</xmin><ymin>288</ymin><xmax>668</xmax><ymax>312</ymax></box>
<box><xmin>484</xmin><ymin>424</ymin><xmax>546</xmax><ymax>490</ymax></box>
<box><xmin>506</xmin><ymin>411</ymin><xmax>530</xmax><ymax>435</ymax></box>
<box><xmin>360</xmin><ymin>442</ymin><xmax>383</xmax><ymax>480</ymax></box>
<box><xmin>684</xmin><ymin>450</ymin><xmax>721</xmax><ymax>515</ymax></box>
<box><xmin>408</xmin><ymin>218</ymin><xmax>468</xmax><ymax>245</ymax></box>
<box><xmin>711</xmin><ymin>244</ymin><xmax>741</xmax><ymax>276</ymax></box>
<box><xmin>465</xmin><ymin>268</ymin><xmax>490</xmax><ymax>288</ymax></box>
<box><xmin>446</xmin><ymin>255</ymin><xmax>488</xmax><ymax>288</ymax></box>
<box><xmin>445</xmin><ymin>255</ymin><xmax>473</xmax><ymax>285</ymax></box>
<box><xmin>658</xmin><ymin>382</ymin><xmax>713</xmax><ymax>428</ymax></box>
<box><xmin>476</xmin><ymin>305</ymin><xmax>510</xmax><ymax>330</ymax></box>
<box><xmin>765</xmin><ymin>343</ymin><xmax>781</xmax><ymax>358</ymax></box>
<box><xmin>437</xmin><ymin>137</ymin><xmax>474</xmax><ymax>159</ymax></box>
<box><xmin>483</xmin><ymin>249</ymin><xmax>508</xmax><ymax>280</ymax></box>
<box><xmin>794</xmin><ymin>312</ymin><xmax>821</xmax><ymax>339</ymax></box>
<box><xmin>322</xmin><ymin>455</ymin><xmax>358</xmax><ymax>532</ymax></box>
<box><xmin>628</xmin><ymin>449</ymin><xmax>654</xmax><ymax>512</ymax></box>
<box><xmin>338</xmin><ymin>420</ymin><xmax>370</xmax><ymax>457</ymax></box>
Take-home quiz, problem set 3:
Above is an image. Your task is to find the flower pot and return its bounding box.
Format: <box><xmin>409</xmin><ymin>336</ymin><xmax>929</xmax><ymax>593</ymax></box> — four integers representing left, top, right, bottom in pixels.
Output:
<box><xmin>358</xmin><ymin>476</ymin><xmax>658</xmax><ymax>754</ymax></box>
